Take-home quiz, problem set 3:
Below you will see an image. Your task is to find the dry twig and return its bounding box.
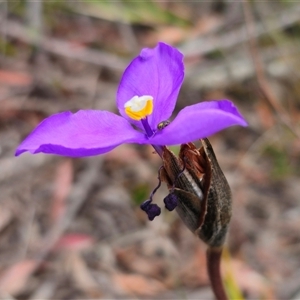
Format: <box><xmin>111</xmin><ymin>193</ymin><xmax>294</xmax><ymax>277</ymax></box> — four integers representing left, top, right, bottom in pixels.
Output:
<box><xmin>0</xmin><ymin>157</ymin><xmax>104</xmax><ymax>294</ymax></box>
<box><xmin>242</xmin><ymin>0</ymin><xmax>300</xmax><ymax>139</ymax></box>
<box><xmin>0</xmin><ymin>20</ymin><xmax>127</xmax><ymax>70</ymax></box>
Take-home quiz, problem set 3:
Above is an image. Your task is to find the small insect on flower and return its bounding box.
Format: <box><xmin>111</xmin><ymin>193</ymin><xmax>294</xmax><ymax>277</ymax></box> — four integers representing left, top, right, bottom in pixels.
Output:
<box><xmin>157</xmin><ymin>120</ymin><xmax>171</xmax><ymax>130</ymax></box>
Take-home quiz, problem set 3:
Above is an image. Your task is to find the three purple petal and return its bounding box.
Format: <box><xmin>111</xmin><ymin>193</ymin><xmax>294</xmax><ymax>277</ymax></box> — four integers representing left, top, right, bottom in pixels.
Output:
<box><xmin>15</xmin><ymin>42</ymin><xmax>247</xmax><ymax>158</ymax></box>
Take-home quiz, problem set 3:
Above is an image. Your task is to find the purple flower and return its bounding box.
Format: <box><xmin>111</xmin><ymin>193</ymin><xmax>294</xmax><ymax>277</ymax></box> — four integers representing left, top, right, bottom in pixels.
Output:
<box><xmin>15</xmin><ymin>42</ymin><xmax>247</xmax><ymax>158</ymax></box>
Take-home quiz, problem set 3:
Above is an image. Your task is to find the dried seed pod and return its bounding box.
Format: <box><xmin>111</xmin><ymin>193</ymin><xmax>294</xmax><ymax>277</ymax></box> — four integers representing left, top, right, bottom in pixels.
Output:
<box><xmin>161</xmin><ymin>138</ymin><xmax>232</xmax><ymax>248</ymax></box>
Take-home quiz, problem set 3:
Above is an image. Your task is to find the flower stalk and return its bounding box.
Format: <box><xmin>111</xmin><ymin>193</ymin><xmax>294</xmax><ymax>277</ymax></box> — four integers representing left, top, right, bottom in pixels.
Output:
<box><xmin>207</xmin><ymin>247</ymin><xmax>228</xmax><ymax>300</ymax></box>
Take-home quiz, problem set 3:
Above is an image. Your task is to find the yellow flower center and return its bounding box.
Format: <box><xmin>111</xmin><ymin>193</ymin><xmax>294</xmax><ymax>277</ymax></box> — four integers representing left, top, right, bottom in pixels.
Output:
<box><xmin>124</xmin><ymin>95</ymin><xmax>153</xmax><ymax>121</ymax></box>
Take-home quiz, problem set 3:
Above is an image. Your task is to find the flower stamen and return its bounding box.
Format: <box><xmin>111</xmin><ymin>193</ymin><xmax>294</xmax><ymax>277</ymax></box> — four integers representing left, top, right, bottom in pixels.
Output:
<box><xmin>140</xmin><ymin>166</ymin><xmax>163</xmax><ymax>220</ymax></box>
<box><xmin>124</xmin><ymin>95</ymin><xmax>153</xmax><ymax>121</ymax></box>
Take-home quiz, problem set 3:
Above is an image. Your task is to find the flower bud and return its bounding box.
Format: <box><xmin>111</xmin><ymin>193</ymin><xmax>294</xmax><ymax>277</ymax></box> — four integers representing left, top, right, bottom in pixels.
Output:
<box><xmin>161</xmin><ymin>138</ymin><xmax>232</xmax><ymax>248</ymax></box>
<box><xmin>163</xmin><ymin>193</ymin><xmax>178</xmax><ymax>211</ymax></box>
<box><xmin>140</xmin><ymin>199</ymin><xmax>161</xmax><ymax>221</ymax></box>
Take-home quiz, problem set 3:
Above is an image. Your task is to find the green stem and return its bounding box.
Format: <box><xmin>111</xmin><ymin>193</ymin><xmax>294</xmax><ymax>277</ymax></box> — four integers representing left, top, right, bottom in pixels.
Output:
<box><xmin>206</xmin><ymin>247</ymin><xmax>228</xmax><ymax>300</ymax></box>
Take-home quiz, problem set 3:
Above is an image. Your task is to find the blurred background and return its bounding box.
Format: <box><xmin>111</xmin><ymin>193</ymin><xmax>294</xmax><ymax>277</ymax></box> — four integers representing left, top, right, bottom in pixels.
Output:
<box><xmin>0</xmin><ymin>1</ymin><xmax>300</xmax><ymax>299</ymax></box>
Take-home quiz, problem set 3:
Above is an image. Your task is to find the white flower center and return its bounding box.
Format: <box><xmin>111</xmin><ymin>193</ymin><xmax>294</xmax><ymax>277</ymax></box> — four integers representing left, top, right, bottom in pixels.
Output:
<box><xmin>124</xmin><ymin>95</ymin><xmax>153</xmax><ymax>120</ymax></box>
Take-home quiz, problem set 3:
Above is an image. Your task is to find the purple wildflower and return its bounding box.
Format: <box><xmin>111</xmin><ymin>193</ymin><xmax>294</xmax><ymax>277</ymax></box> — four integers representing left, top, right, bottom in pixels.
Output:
<box><xmin>15</xmin><ymin>42</ymin><xmax>247</xmax><ymax>158</ymax></box>
<box><xmin>15</xmin><ymin>42</ymin><xmax>247</xmax><ymax>220</ymax></box>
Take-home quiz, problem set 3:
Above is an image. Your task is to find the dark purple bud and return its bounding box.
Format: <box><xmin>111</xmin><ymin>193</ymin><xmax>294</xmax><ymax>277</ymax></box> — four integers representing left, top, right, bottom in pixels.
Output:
<box><xmin>146</xmin><ymin>204</ymin><xmax>161</xmax><ymax>221</ymax></box>
<box><xmin>164</xmin><ymin>193</ymin><xmax>178</xmax><ymax>211</ymax></box>
<box><xmin>140</xmin><ymin>199</ymin><xmax>151</xmax><ymax>211</ymax></box>
<box><xmin>140</xmin><ymin>200</ymin><xmax>161</xmax><ymax>221</ymax></box>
